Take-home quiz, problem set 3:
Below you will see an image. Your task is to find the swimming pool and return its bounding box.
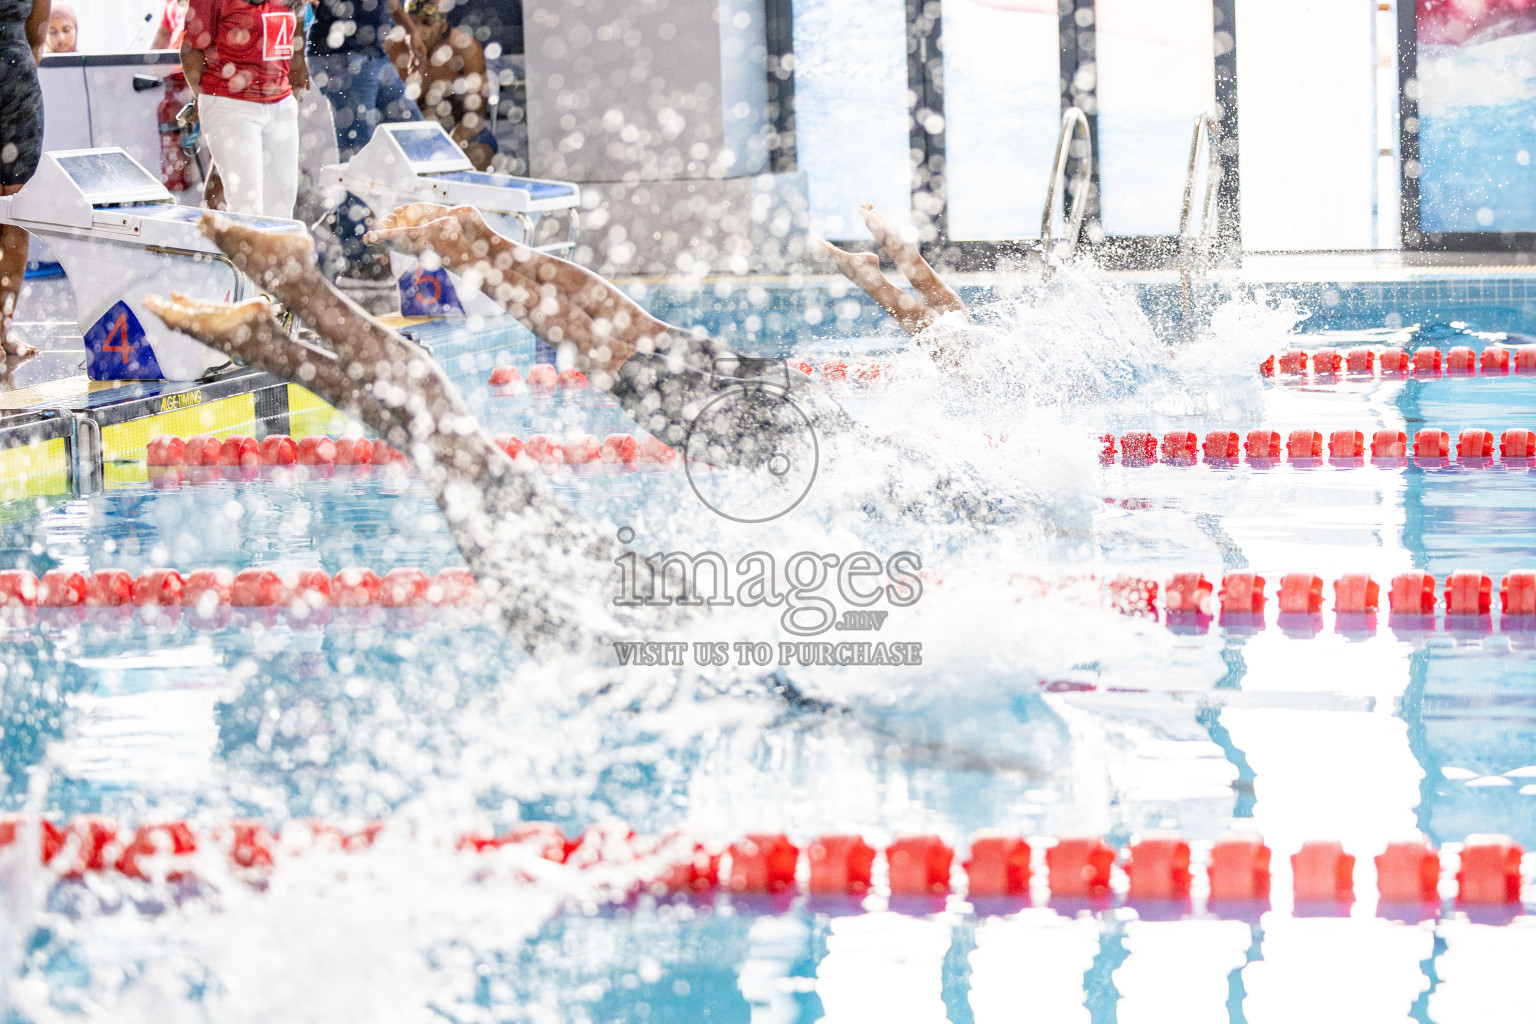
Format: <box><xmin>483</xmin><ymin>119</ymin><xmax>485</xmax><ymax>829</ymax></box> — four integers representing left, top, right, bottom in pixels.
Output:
<box><xmin>3</xmin><ymin>266</ymin><xmax>1536</xmax><ymax>1021</ymax></box>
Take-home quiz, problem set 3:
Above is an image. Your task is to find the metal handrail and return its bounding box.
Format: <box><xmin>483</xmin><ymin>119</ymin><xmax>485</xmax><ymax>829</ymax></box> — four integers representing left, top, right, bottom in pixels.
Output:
<box><xmin>1178</xmin><ymin>112</ymin><xmax>1223</xmax><ymax>339</ymax></box>
<box><xmin>1178</xmin><ymin>112</ymin><xmax>1222</xmax><ymax>265</ymax></box>
<box><xmin>1040</xmin><ymin>106</ymin><xmax>1093</xmax><ymax>270</ymax></box>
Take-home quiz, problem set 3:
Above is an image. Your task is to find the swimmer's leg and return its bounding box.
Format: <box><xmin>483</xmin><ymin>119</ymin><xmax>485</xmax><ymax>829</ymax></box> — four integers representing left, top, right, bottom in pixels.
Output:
<box><xmin>821</xmin><ymin>240</ymin><xmax>937</xmax><ymax>337</ymax></box>
<box><xmin>858</xmin><ymin>204</ymin><xmax>968</xmax><ymax>320</ymax></box>
<box><xmin>0</xmin><ymin>190</ymin><xmax>39</xmax><ymax>389</ymax></box>
<box><xmin>146</xmin><ymin>251</ymin><xmax>640</xmax><ymax>657</ymax></box>
<box><xmin>142</xmin><ymin>293</ymin><xmax>407</xmax><ymax>446</ymax></box>
<box><xmin>368</xmin><ymin>204</ymin><xmax>676</xmax><ymax>355</ymax></box>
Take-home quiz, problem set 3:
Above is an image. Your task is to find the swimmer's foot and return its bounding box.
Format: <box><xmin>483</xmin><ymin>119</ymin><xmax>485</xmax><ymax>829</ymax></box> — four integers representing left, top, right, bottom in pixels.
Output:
<box><xmin>0</xmin><ymin>335</ymin><xmax>37</xmax><ymax>389</ymax></box>
<box><xmin>856</xmin><ymin>204</ymin><xmax>968</xmax><ymax>319</ymax></box>
<box><xmin>821</xmin><ymin>240</ymin><xmax>880</xmax><ymax>281</ymax></box>
<box><xmin>821</xmin><ymin>240</ymin><xmax>935</xmax><ymax>336</ymax></box>
<box><xmin>197</xmin><ymin>214</ymin><xmax>324</xmax><ymax>312</ymax></box>
<box><xmin>368</xmin><ymin>203</ymin><xmax>493</xmax><ymax>268</ymax></box>
<box><xmin>143</xmin><ymin>293</ymin><xmax>280</xmax><ymax>348</ymax></box>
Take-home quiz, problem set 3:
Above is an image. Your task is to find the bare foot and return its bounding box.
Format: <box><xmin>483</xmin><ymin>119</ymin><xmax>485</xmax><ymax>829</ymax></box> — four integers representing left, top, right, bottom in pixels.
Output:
<box><xmin>821</xmin><ymin>240</ymin><xmax>880</xmax><ymax>282</ymax></box>
<box><xmin>0</xmin><ymin>337</ymin><xmax>37</xmax><ymax>389</ymax></box>
<box><xmin>143</xmin><ymin>293</ymin><xmax>277</xmax><ymax>346</ymax></box>
<box><xmin>367</xmin><ymin>203</ymin><xmax>493</xmax><ymax>267</ymax></box>
<box><xmin>197</xmin><ymin>214</ymin><xmax>321</xmax><ymax>308</ymax></box>
<box><xmin>821</xmin><ymin>240</ymin><xmax>936</xmax><ymax>336</ymax></box>
<box><xmin>857</xmin><ymin>204</ymin><xmax>967</xmax><ymax>318</ymax></box>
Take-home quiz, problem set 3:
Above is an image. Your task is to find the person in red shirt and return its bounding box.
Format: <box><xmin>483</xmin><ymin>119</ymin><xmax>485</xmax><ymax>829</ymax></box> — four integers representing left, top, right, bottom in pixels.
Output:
<box><xmin>180</xmin><ymin>0</ymin><xmax>310</xmax><ymax>218</ymax></box>
<box><xmin>152</xmin><ymin>0</ymin><xmax>188</xmax><ymax>49</ymax></box>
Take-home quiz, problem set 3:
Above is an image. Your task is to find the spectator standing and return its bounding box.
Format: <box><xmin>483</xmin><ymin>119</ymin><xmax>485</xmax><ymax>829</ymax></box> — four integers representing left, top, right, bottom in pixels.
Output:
<box><xmin>309</xmin><ymin>0</ymin><xmax>424</xmax><ymax>160</ymax></box>
<box><xmin>181</xmin><ymin>0</ymin><xmax>310</xmax><ymax>218</ymax></box>
<box><xmin>151</xmin><ymin>0</ymin><xmax>188</xmax><ymax>49</ymax></box>
<box><xmin>42</xmin><ymin>1</ymin><xmax>73</xmax><ymax>53</ymax></box>
<box><xmin>0</xmin><ymin>0</ymin><xmax>47</xmax><ymax>386</ymax></box>
<box><xmin>385</xmin><ymin>0</ymin><xmax>495</xmax><ymax>169</ymax></box>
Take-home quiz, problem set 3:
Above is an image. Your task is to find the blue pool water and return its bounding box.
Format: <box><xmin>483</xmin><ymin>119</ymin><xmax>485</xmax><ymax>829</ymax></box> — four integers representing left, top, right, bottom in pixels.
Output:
<box><xmin>4</xmin><ymin>272</ymin><xmax>1536</xmax><ymax>1021</ymax></box>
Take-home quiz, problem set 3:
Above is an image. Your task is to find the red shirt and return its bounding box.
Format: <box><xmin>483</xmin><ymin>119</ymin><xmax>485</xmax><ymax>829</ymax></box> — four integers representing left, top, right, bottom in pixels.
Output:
<box><xmin>185</xmin><ymin>0</ymin><xmax>297</xmax><ymax>104</ymax></box>
<box><xmin>161</xmin><ymin>0</ymin><xmax>187</xmax><ymax>49</ymax></box>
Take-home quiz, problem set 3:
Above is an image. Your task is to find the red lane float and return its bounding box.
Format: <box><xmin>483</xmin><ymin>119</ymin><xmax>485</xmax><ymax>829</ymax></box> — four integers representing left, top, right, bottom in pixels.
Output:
<box><xmin>0</xmin><ymin>570</ymin><xmax>37</xmax><ymax>607</ymax></box>
<box><xmin>1333</xmin><ymin>573</ymin><xmax>1379</xmax><ymax>613</ymax></box>
<box><xmin>964</xmin><ymin>834</ymin><xmax>1031</xmax><ymax>897</ymax></box>
<box><xmin>1161</xmin><ymin>431</ymin><xmax>1197</xmax><ymax>463</ymax></box>
<box><xmin>600</xmin><ymin>433</ymin><xmax>638</xmax><ymax>464</ymax></box>
<box><xmin>1375</xmin><ymin>840</ymin><xmax>1440</xmax><ymax>903</ymax></box>
<box><xmin>1244</xmin><ymin>430</ymin><xmax>1280</xmax><ymax>460</ymax></box>
<box><xmin>335</xmin><ymin>437</ymin><xmax>374</xmax><ymax>465</ymax></box>
<box><xmin>1372</xmin><ymin>429</ymin><xmax>1407</xmax><ymax>458</ymax></box>
<box><xmin>1125</xmin><ymin>834</ymin><xmax>1191</xmax><ymax>899</ymax></box>
<box><xmin>818</xmin><ymin>358</ymin><xmax>848</xmax><ymax>382</ymax></box>
<box><xmin>525</xmin><ymin>364</ymin><xmax>559</xmax><ymax>388</ymax></box>
<box><xmin>379</xmin><ymin>568</ymin><xmax>432</xmax><ymax>608</ymax></box>
<box><xmin>523</xmin><ymin>434</ymin><xmax>563</xmax><ymax>464</ymax></box>
<box><xmin>86</xmin><ymin>570</ymin><xmax>134</xmax><ymax>606</ymax></box>
<box><xmin>1120</xmin><ymin>431</ymin><xmax>1157</xmax><ymax>466</ymax></box>
<box><xmin>1292</xmin><ymin>841</ymin><xmax>1355</xmax><ymax>902</ymax></box>
<box><xmin>1286</xmin><ymin>430</ymin><xmax>1322</xmax><ymax>460</ymax></box>
<box><xmin>1277</xmin><ymin>573</ymin><xmax>1324</xmax><ymax>614</ymax></box>
<box><xmin>1445</xmin><ymin>571</ymin><xmax>1492</xmax><ymax>615</ymax></box>
<box><xmin>1046</xmin><ymin>836</ymin><xmax>1115</xmax><ymax>898</ymax></box>
<box><xmin>1381</xmin><ymin>348</ymin><xmax>1410</xmax><ymax>376</ymax></box>
<box><xmin>887</xmin><ymin>835</ymin><xmax>954</xmax><ymax>895</ymax></box>
<box><xmin>1457</xmin><ymin>836</ymin><xmax>1524</xmax><ymax>904</ymax></box>
<box><xmin>728</xmin><ymin>834</ymin><xmax>799</xmax><ymax>893</ymax></box>
<box><xmin>1218</xmin><ymin>572</ymin><xmax>1266</xmax><ymax>614</ymax></box>
<box><xmin>807</xmin><ymin>834</ymin><xmax>876</xmax><ymax>895</ymax></box>
<box><xmin>1328</xmin><ymin>430</ymin><xmax>1363</xmax><ymax>458</ymax></box>
<box><xmin>1164</xmin><ymin>573</ymin><xmax>1213</xmax><ymax>615</ymax></box>
<box><xmin>1208</xmin><ymin>834</ymin><xmax>1271</xmax><ymax>901</ymax></box>
<box><xmin>1390</xmin><ymin>572</ymin><xmax>1437</xmax><ymax>615</ymax></box>
<box><xmin>561</xmin><ymin>434</ymin><xmax>601</xmax><ymax>465</ymax></box>
<box><xmin>1203</xmin><ymin>430</ymin><xmax>1239</xmax><ymax>461</ymax></box>
<box><xmin>1446</xmin><ymin>346</ymin><xmax>1476</xmax><ymax>375</ymax></box>
<box><xmin>1502</xmin><ymin>571</ymin><xmax>1536</xmax><ymax>614</ymax></box>
<box><xmin>297</xmin><ymin>436</ymin><xmax>336</xmax><ymax>466</ymax></box>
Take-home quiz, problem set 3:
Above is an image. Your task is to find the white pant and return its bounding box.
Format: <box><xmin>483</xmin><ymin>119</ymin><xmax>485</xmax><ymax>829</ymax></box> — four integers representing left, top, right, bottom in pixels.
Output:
<box><xmin>198</xmin><ymin>93</ymin><xmax>299</xmax><ymax>219</ymax></box>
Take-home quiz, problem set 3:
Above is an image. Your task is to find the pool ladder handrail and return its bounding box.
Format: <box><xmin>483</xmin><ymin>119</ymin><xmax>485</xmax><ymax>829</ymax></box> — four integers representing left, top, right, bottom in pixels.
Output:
<box><xmin>1179</xmin><ymin>112</ymin><xmax>1223</xmax><ymax>268</ymax></box>
<box><xmin>1178</xmin><ymin>112</ymin><xmax>1223</xmax><ymax>335</ymax></box>
<box><xmin>1040</xmin><ymin>106</ymin><xmax>1093</xmax><ymax>275</ymax></box>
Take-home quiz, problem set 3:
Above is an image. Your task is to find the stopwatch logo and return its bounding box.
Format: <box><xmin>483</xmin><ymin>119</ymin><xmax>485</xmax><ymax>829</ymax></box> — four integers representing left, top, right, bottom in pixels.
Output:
<box><xmin>683</xmin><ymin>359</ymin><xmax>820</xmax><ymax>524</ymax></box>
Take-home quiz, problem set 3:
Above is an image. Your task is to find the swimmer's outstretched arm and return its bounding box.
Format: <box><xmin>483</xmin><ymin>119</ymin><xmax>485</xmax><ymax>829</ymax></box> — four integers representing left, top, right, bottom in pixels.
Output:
<box><xmin>146</xmin><ymin>216</ymin><xmax>646</xmax><ymax>656</ymax></box>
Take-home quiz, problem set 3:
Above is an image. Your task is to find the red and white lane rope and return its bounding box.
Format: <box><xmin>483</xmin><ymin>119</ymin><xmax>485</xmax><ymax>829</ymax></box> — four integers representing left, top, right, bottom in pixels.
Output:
<box><xmin>1103</xmin><ymin>427</ymin><xmax>1536</xmax><ymax>466</ymax></box>
<box><xmin>144</xmin><ymin>432</ymin><xmax>682</xmax><ymax>473</ymax></box>
<box><xmin>0</xmin><ymin>815</ymin><xmax>1525</xmax><ymax>908</ymax></box>
<box><xmin>1260</xmin><ymin>344</ymin><xmax>1534</xmax><ymax>381</ymax></box>
<box><xmin>1073</xmin><ymin>570</ymin><xmax>1536</xmax><ymax>620</ymax></box>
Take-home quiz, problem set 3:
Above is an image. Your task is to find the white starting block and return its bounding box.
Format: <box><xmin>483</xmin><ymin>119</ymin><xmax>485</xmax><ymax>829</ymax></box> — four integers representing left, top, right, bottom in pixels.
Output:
<box><xmin>0</xmin><ymin>148</ymin><xmax>308</xmax><ymax>381</ymax></box>
<box><xmin>326</xmin><ymin>122</ymin><xmax>581</xmax><ymax>318</ymax></box>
